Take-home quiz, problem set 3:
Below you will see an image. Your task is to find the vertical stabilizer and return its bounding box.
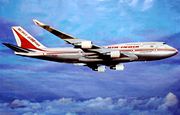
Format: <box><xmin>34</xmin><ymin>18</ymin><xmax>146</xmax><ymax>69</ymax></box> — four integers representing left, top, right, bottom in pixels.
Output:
<box><xmin>12</xmin><ymin>26</ymin><xmax>46</xmax><ymax>50</ymax></box>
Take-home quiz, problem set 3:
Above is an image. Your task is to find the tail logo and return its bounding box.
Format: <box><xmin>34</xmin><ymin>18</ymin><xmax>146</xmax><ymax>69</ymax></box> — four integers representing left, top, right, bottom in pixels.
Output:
<box><xmin>17</xmin><ymin>28</ymin><xmax>40</xmax><ymax>47</ymax></box>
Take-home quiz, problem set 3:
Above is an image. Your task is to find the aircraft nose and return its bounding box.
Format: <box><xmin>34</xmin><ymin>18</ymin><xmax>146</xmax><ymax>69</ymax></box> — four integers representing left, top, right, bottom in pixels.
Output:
<box><xmin>170</xmin><ymin>47</ymin><xmax>178</xmax><ymax>56</ymax></box>
<box><xmin>167</xmin><ymin>45</ymin><xmax>178</xmax><ymax>56</ymax></box>
<box><xmin>174</xmin><ymin>48</ymin><xmax>178</xmax><ymax>55</ymax></box>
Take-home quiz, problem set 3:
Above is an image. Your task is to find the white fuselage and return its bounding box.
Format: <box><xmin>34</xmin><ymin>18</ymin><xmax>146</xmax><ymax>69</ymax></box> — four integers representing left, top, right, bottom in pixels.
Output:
<box><xmin>7</xmin><ymin>22</ymin><xmax>178</xmax><ymax>72</ymax></box>
<box><xmin>26</xmin><ymin>42</ymin><xmax>177</xmax><ymax>65</ymax></box>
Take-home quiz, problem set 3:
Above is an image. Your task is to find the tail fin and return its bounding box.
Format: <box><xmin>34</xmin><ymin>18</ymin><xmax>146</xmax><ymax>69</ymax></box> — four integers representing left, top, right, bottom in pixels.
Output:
<box><xmin>12</xmin><ymin>26</ymin><xmax>46</xmax><ymax>50</ymax></box>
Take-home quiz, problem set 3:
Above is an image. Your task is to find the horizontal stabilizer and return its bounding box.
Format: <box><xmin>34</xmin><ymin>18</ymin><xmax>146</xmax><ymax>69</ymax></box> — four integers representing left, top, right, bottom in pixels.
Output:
<box><xmin>2</xmin><ymin>43</ymin><xmax>32</xmax><ymax>53</ymax></box>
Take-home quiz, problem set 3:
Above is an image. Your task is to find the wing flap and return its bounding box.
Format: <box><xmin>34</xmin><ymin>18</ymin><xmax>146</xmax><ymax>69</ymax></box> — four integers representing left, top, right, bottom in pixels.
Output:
<box><xmin>121</xmin><ymin>52</ymin><xmax>138</xmax><ymax>61</ymax></box>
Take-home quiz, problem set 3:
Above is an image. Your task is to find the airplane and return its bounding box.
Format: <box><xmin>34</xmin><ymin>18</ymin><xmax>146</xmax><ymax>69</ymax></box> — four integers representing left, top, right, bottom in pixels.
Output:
<box><xmin>3</xmin><ymin>19</ymin><xmax>178</xmax><ymax>72</ymax></box>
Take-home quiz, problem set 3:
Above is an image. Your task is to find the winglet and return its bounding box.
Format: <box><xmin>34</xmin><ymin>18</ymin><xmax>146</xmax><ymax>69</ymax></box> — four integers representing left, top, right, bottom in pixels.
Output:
<box><xmin>33</xmin><ymin>19</ymin><xmax>45</xmax><ymax>27</ymax></box>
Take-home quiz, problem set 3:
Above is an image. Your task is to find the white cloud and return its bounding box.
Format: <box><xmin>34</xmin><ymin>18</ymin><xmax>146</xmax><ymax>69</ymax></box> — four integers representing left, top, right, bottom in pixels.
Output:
<box><xmin>160</xmin><ymin>92</ymin><xmax>179</xmax><ymax>109</ymax></box>
<box><xmin>118</xmin><ymin>0</ymin><xmax>139</xmax><ymax>7</ymax></box>
<box><xmin>142</xmin><ymin>0</ymin><xmax>154</xmax><ymax>11</ymax></box>
<box><xmin>117</xmin><ymin>98</ymin><xmax>127</xmax><ymax>107</ymax></box>
<box><xmin>9</xmin><ymin>99</ymin><xmax>30</xmax><ymax>109</ymax></box>
<box><xmin>85</xmin><ymin>97</ymin><xmax>114</xmax><ymax>109</ymax></box>
<box><xmin>0</xmin><ymin>92</ymin><xmax>179</xmax><ymax>114</ymax></box>
<box><xmin>58</xmin><ymin>98</ymin><xmax>73</xmax><ymax>104</ymax></box>
<box><xmin>129</xmin><ymin>0</ymin><xmax>139</xmax><ymax>7</ymax></box>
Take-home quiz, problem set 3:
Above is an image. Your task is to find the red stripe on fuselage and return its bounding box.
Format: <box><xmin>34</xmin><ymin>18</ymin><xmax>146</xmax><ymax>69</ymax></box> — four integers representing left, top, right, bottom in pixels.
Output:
<box><xmin>120</xmin><ymin>48</ymin><xmax>176</xmax><ymax>52</ymax></box>
<box><xmin>40</xmin><ymin>48</ymin><xmax>176</xmax><ymax>55</ymax></box>
<box><xmin>45</xmin><ymin>51</ymin><xmax>80</xmax><ymax>54</ymax></box>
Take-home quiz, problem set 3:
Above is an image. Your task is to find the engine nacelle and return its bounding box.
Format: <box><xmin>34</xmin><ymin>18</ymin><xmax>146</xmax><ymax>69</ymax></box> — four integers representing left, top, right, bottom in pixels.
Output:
<box><xmin>95</xmin><ymin>66</ymin><xmax>106</xmax><ymax>72</ymax></box>
<box><xmin>110</xmin><ymin>51</ymin><xmax>121</xmax><ymax>58</ymax></box>
<box><xmin>80</xmin><ymin>41</ymin><xmax>92</xmax><ymax>49</ymax></box>
<box><xmin>110</xmin><ymin>64</ymin><xmax>124</xmax><ymax>71</ymax></box>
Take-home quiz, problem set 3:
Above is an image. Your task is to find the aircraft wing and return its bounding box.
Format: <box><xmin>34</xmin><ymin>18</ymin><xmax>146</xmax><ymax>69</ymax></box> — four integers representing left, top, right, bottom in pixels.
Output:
<box><xmin>33</xmin><ymin>19</ymin><xmax>138</xmax><ymax>61</ymax></box>
<box><xmin>33</xmin><ymin>19</ymin><xmax>100</xmax><ymax>49</ymax></box>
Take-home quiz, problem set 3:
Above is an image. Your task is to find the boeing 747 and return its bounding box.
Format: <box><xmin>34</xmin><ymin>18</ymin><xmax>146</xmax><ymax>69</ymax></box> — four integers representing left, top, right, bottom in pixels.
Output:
<box><xmin>3</xmin><ymin>19</ymin><xmax>178</xmax><ymax>72</ymax></box>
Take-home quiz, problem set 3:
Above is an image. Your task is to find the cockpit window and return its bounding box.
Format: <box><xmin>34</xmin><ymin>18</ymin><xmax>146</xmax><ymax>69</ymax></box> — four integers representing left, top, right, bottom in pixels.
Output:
<box><xmin>163</xmin><ymin>42</ymin><xmax>166</xmax><ymax>44</ymax></box>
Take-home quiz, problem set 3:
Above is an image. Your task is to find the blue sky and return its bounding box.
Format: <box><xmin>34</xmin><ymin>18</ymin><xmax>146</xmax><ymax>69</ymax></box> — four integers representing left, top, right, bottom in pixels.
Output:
<box><xmin>0</xmin><ymin>0</ymin><xmax>180</xmax><ymax>114</ymax></box>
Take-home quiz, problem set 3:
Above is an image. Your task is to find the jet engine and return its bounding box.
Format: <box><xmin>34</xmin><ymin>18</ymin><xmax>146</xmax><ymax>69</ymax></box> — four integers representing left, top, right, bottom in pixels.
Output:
<box><xmin>95</xmin><ymin>65</ymin><xmax>106</xmax><ymax>72</ymax></box>
<box><xmin>80</xmin><ymin>41</ymin><xmax>92</xmax><ymax>49</ymax></box>
<box><xmin>110</xmin><ymin>51</ymin><xmax>121</xmax><ymax>58</ymax></box>
<box><xmin>110</xmin><ymin>64</ymin><xmax>124</xmax><ymax>71</ymax></box>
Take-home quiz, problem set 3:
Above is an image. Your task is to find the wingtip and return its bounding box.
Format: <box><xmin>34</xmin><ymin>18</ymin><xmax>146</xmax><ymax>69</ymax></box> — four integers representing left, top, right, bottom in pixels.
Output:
<box><xmin>33</xmin><ymin>19</ymin><xmax>45</xmax><ymax>26</ymax></box>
